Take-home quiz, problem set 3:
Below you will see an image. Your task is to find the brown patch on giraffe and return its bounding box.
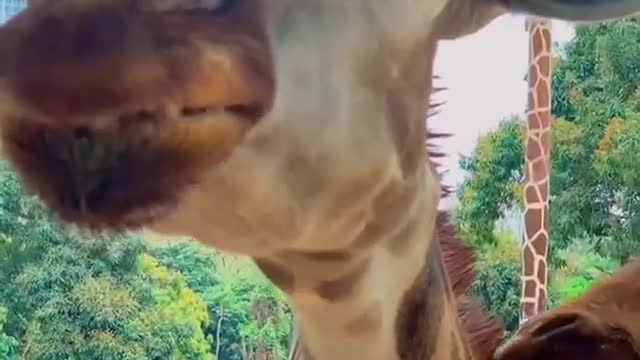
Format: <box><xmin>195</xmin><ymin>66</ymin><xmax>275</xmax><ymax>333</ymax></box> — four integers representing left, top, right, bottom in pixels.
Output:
<box><xmin>523</xmin><ymin>248</ymin><xmax>535</xmax><ymax>276</ymax></box>
<box><xmin>523</xmin><ymin>302</ymin><xmax>536</xmax><ymax>316</ymax></box>
<box><xmin>525</xmin><ymin>208</ymin><xmax>543</xmax><ymax>239</ymax></box>
<box><xmin>536</xmin><ymin>49</ymin><xmax>551</xmax><ymax>81</ymax></box>
<box><xmin>524</xmin><ymin>279</ymin><xmax>536</xmax><ymax>298</ymax></box>
<box><xmin>527</xmin><ymin>92</ymin><xmax>537</xmax><ymax>116</ymax></box>
<box><xmin>525</xmin><ymin>185</ymin><xmax>540</xmax><ymax>204</ymax></box>
<box><xmin>540</xmin><ymin>131</ymin><xmax>551</xmax><ymax>155</ymax></box>
<box><xmin>531</xmin><ymin>28</ymin><xmax>545</xmax><ymax>60</ymax></box>
<box><xmin>254</xmin><ymin>258</ymin><xmax>295</xmax><ymax>293</ymax></box>
<box><xmin>528</xmin><ymin>62</ymin><xmax>539</xmax><ymax>85</ymax></box>
<box><xmin>539</xmin><ymin>180</ymin><xmax>549</xmax><ymax>202</ymax></box>
<box><xmin>395</xmin><ymin>213</ymin><xmax>505</xmax><ymax>360</ymax></box>
<box><xmin>344</xmin><ymin>302</ymin><xmax>383</xmax><ymax>335</ymax></box>
<box><xmin>531</xmin><ymin>159</ymin><xmax>547</xmax><ymax>182</ymax></box>
<box><xmin>395</xmin><ymin>242</ymin><xmax>445</xmax><ymax>360</ymax></box>
<box><xmin>537</xmin><ymin>289</ymin><xmax>547</xmax><ymax>314</ymax></box>
<box><xmin>538</xmin><ymin>113</ymin><xmax>551</xmax><ymax>130</ymax></box>
<box><xmin>536</xmin><ymin>85</ymin><xmax>551</xmax><ymax>112</ymax></box>
<box><xmin>526</xmin><ymin>137</ymin><xmax>543</xmax><ymax>160</ymax></box>
<box><xmin>531</xmin><ymin>233</ymin><xmax>548</xmax><ymax>258</ymax></box>
<box><xmin>537</xmin><ymin>261</ymin><xmax>547</xmax><ymax>284</ymax></box>
<box><xmin>315</xmin><ymin>257</ymin><xmax>371</xmax><ymax>302</ymax></box>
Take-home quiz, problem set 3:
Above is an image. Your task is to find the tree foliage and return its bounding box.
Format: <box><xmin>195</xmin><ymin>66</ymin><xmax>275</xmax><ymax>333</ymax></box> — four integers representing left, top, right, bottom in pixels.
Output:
<box><xmin>457</xmin><ymin>17</ymin><xmax>640</xmax><ymax>264</ymax></box>
<box><xmin>456</xmin><ymin>118</ymin><xmax>525</xmax><ymax>248</ymax></box>
<box><xmin>153</xmin><ymin>244</ymin><xmax>293</xmax><ymax>360</ymax></box>
<box><xmin>0</xmin><ymin>158</ymin><xmax>293</xmax><ymax>359</ymax></box>
<box><xmin>470</xmin><ymin>231</ymin><xmax>521</xmax><ymax>335</ymax></box>
<box><xmin>458</xmin><ymin>18</ymin><xmax>640</xmax><ymax>330</ymax></box>
<box><xmin>549</xmin><ymin>235</ymin><xmax>620</xmax><ymax>306</ymax></box>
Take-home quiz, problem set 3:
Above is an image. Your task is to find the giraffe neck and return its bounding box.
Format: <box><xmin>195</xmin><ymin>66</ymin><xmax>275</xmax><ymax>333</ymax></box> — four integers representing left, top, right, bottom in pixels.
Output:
<box><xmin>521</xmin><ymin>19</ymin><xmax>553</xmax><ymax>323</ymax></box>
<box><xmin>255</xmin><ymin>166</ymin><xmax>470</xmax><ymax>360</ymax></box>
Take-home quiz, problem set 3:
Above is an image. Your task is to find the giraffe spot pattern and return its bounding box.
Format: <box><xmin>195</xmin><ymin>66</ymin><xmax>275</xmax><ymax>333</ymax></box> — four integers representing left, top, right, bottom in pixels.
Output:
<box><xmin>539</xmin><ymin>180</ymin><xmax>549</xmax><ymax>202</ymax></box>
<box><xmin>531</xmin><ymin>233</ymin><xmax>548</xmax><ymax>258</ymax></box>
<box><xmin>523</xmin><ymin>302</ymin><xmax>536</xmax><ymax>317</ymax></box>
<box><xmin>537</xmin><ymin>259</ymin><xmax>547</xmax><ymax>285</ymax></box>
<box><xmin>540</xmin><ymin>132</ymin><xmax>551</xmax><ymax>156</ymax></box>
<box><xmin>524</xmin><ymin>208</ymin><xmax>543</xmax><ymax>239</ymax></box>
<box><xmin>524</xmin><ymin>279</ymin><xmax>536</xmax><ymax>298</ymax></box>
<box><xmin>523</xmin><ymin>247</ymin><xmax>535</xmax><ymax>277</ymax></box>
<box><xmin>526</xmin><ymin>138</ymin><xmax>543</xmax><ymax>160</ymax></box>
<box><xmin>525</xmin><ymin>184</ymin><xmax>540</xmax><ymax>204</ymax></box>
<box><xmin>531</xmin><ymin>159</ymin><xmax>548</xmax><ymax>183</ymax></box>
<box><xmin>395</xmin><ymin>245</ymin><xmax>444</xmax><ymax>359</ymax></box>
<box><xmin>537</xmin><ymin>289</ymin><xmax>547</xmax><ymax>313</ymax></box>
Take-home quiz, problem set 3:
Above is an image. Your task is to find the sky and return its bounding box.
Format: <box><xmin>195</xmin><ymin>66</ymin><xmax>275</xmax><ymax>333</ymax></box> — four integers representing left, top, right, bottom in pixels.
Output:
<box><xmin>431</xmin><ymin>14</ymin><xmax>576</xmax><ymax>208</ymax></box>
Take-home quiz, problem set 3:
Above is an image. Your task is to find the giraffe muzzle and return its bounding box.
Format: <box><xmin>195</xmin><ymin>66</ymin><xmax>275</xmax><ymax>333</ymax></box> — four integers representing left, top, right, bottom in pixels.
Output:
<box><xmin>0</xmin><ymin>1</ymin><xmax>274</xmax><ymax>231</ymax></box>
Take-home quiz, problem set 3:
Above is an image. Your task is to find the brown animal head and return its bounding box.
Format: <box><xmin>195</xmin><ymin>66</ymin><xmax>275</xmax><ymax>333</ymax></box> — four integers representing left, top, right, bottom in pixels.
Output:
<box><xmin>496</xmin><ymin>259</ymin><xmax>640</xmax><ymax>360</ymax></box>
<box><xmin>0</xmin><ymin>0</ymin><xmax>637</xmax><ymax>238</ymax></box>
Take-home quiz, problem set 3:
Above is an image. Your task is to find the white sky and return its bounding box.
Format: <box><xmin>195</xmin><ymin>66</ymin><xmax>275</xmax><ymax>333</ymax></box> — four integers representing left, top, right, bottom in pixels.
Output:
<box><xmin>431</xmin><ymin>14</ymin><xmax>575</xmax><ymax>207</ymax></box>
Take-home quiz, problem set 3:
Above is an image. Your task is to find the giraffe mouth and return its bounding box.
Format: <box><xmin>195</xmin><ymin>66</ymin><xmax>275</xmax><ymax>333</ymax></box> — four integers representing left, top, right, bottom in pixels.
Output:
<box><xmin>0</xmin><ymin>98</ymin><xmax>266</xmax><ymax>230</ymax></box>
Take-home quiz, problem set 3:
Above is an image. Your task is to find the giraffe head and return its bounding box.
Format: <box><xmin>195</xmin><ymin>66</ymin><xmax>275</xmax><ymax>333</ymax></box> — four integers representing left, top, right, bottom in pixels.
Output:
<box><xmin>0</xmin><ymin>0</ymin><xmax>637</xmax><ymax>251</ymax></box>
<box><xmin>496</xmin><ymin>259</ymin><xmax>640</xmax><ymax>360</ymax></box>
<box><xmin>0</xmin><ymin>1</ymin><xmax>639</xmax><ymax>360</ymax></box>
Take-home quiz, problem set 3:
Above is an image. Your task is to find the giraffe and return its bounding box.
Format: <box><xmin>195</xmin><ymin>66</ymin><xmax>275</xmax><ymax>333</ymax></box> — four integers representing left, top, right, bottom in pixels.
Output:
<box><xmin>496</xmin><ymin>258</ymin><xmax>640</xmax><ymax>360</ymax></box>
<box><xmin>0</xmin><ymin>1</ymin><xmax>638</xmax><ymax>360</ymax></box>
<box><xmin>520</xmin><ymin>18</ymin><xmax>554</xmax><ymax>325</ymax></box>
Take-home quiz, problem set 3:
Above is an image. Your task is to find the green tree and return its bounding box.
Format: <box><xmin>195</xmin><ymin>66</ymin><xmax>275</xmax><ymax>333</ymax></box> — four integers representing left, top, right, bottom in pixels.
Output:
<box><xmin>0</xmin><ymin>307</ymin><xmax>19</xmax><ymax>360</ymax></box>
<box><xmin>0</xmin><ymin>160</ymin><xmax>214</xmax><ymax>359</ymax></box>
<box><xmin>154</xmin><ymin>242</ymin><xmax>294</xmax><ymax>360</ymax></box>
<box><xmin>457</xmin><ymin>18</ymin><xmax>640</xmax><ymax>263</ymax></box>
<box><xmin>458</xmin><ymin>18</ymin><xmax>640</xmax><ymax>330</ymax></box>
<box><xmin>549</xmin><ymin>235</ymin><xmax>620</xmax><ymax>305</ymax></box>
<box><xmin>456</xmin><ymin>117</ymin><xmax>525</xmax><ymax>248</ymax></box>
<box><xmin>470</xmin><ymin>230</ymin><xmax>521</xmax><ymax>335</ymax></box>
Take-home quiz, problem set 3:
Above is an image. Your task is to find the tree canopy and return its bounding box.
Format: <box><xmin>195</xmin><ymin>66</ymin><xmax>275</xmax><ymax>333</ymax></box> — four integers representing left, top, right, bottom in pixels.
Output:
<box><xmin>458</xmin><ymin>17</ymin><xmax>640</xmax><ymax>334</ymax></box>
<box><xmin>0</xmin><ymin>159</ymin><xmax>293</xmax><ymax>359</ymax></box>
